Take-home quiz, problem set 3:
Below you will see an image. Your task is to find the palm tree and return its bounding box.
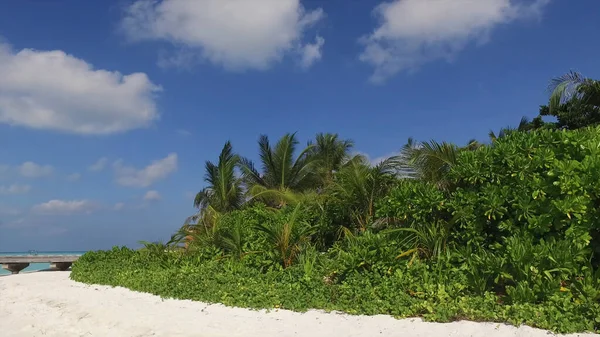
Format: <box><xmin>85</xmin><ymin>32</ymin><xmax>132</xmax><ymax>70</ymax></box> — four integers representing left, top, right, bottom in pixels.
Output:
<box><xmin>308</xmin><ymin>133</ymin><xmax>354</xmax><ymax>185</ymax></box>
<box><xmin>399</xmin><ymin>138</ymin><xmax>460</xmax><ymax>188</ymax></box>
<box><xmin>239</xmin><ymin>133</ymin><xmax>318</xmax><ymax>205</ymax></box>
<box><xmin>255</xmin><ymin>203</ymin><xmax>313</xmax><ymax>268</ymax></box>
<box><xmin>549</xmin><ymin>71</ymin><xmax>600</xmax><ymax>113</ymax></box>
<box><xmin>187</xmin><ymin>142</ymin><xmax>244</xmax><ymax>249</ymax></box>
<box><xmin>180</xmin><ymin>205</ymin><xmax>223</xmax><ymax>250</ymax></box>
<box><xmin>387</xmin><ymin>221</ymin><xmax>451</xmax><ymax>264</ymax></box>
<box><xmin>329</xmin><ymin>155</ymin><xmax>397</xmax><ymax>232</ymax></box>
<box><xmin>194</xmin><ymin>141</ymin><xmax>243</xmax><ymax>213</ymax></box>
<box><xmin>540</xmin><ymin>72</ymin><xmax>600</xmax><ymax>129</ymax></box>
<box><xmin>214</xmin><ymin>218</ymin><xmax>247</xmax><ymax>260</ymax></box>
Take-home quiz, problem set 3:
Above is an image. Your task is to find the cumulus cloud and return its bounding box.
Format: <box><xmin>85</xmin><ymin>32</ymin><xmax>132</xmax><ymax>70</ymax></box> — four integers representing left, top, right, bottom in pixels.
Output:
<box><xmin>300</xmin><ymin>35</ymin><xmax>325</xmax><ymax>69</ymax></box>
<box><xmin>18</xmin><ymin>162</ymin><xmax>53</xmax><ymax>178</ymax></box>
<box><xmin>121</xmin><ymin>0</ymin><xmax>325</xmax><ymax>70</ymax></box>
<box><xmin>89</xmin><ymin>157</ymin><xmax>108</xmax><ymax>172</ymax></box>
<box><xmin>0</xmin><ymin>204</ymin><xmax>21</xmax><ymax>216</ymax></box>
<box><xmin>66</xmin><ymin>173</ymin><xmax>81</xmax><ymax>181</ymax></box>
<box><xmin>143</xmin><ymin>190</ymin><xmax>161</xmax><ymax>201</ymax></box>
<box><xmin>176</xmin><ymin>129</ymin><xmax>192</xmax><ymax>137</ymax></box>
<box><xmin>0</xmin><ymin>42</ymin><xmax>161</xmax><ymax>134</ymax></box>
<box><xmin>359</xmin><ymin>0</ymin><xmax>551</xmax><ymax>83</ymax></box>
<box><xmin>0</xmin><ymin>184</ymin><xmax>31</xmax><ymax>194</ymax></box>
<box><xmin>0</xmin><ymin>164</ymin><xmax>9</xmax><ymax>177</ymax></box>
<box><xmin>3</xmin><ymin>218</ymin><xmax>24</xmax><ymax>227</ymax></box>
<box><xmin>32</xmin><ymin>199</ymin><xmax>96</xmax><ymax>214</ymax></box>
<box><xmin>114</xmin><ymin>153</ymin><xmax>178</xmax><ymax>187</ymax></box>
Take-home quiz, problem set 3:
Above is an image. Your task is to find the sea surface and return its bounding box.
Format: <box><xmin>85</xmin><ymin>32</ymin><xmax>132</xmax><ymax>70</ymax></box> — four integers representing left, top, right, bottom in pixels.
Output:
<box><xmin>0</xmin><ymin>251</ymin><xmax>86</xmax><ymax>276</ymax></box>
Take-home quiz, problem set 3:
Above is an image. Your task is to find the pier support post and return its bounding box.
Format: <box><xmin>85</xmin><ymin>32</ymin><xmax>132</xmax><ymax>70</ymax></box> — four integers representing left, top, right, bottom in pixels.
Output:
<box><xmin>2</xmin><ymin>263</ymin><xmax>30</xmax><ymax>274</ymax></box>
<box><xmin>50</xmin><ymin>262</ymin><xmax>72</xmax><ymax>271</ymax></box>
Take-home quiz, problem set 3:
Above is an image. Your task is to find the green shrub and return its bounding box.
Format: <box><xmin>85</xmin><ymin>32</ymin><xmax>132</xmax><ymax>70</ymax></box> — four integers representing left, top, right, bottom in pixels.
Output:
<box><xmin>450</xmin><ymin>127</ymin><xmax>600</xmax><ymax>256</ymax></box>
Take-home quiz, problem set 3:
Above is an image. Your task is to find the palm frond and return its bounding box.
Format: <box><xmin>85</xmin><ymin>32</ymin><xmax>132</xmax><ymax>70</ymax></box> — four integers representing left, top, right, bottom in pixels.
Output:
<box><xmin>242</xmin><ymin>133</ymin><xmax>319</xmax><ymax>201</ymax></box>
<box><xmin>518</xmin><ymin>116</ymin><xmax>531</xmax><ymax>131</ymax></box>
<box><xmin>549</xmin><ymin>71</ymin><xmax>589</xmax><ymax>113</ymax></box>
<box><xmin>329</xmin><ymin>155</ymin><xmax>397</xmax><ymax>231</ymax></box>
<box><xmin>247</xmin><ymin>185</ymin><xmax>303</xmax><ymax>207</ymax></box>
<box><xmin>309</xmin><ymin>133</ymin><xmax>355</xmax><ymax>184</ymax></box>
<box><xmin>399</xmin><ymin>138</ymin><xmax>461</xmax><ymax>188</ymax></box>
<box><xmin>254</xmin><ymin>203</ymin><xmax>313</xmax><ymax>268</ymax></box>
<box><xmin>239</xmin><ymin>157</ymin><xmax>264</xmax><ymax>187</ymax></box>
<box><xmin>194</xmin><ymin>141</ymin><xmax>243</xmax><ymax>212</ymax></box>
<box><xmin>194</xmin><ymin>188</ymin><xmax>211</xmax><ymax>209</ymax></box>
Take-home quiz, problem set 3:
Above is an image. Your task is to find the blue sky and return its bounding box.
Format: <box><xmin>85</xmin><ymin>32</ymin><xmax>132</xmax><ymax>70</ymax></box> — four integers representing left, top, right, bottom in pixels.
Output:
<box><xmin>0</xmin><ymin>0</ymin><xmax>598</xmax><ymax>252</ymax></box>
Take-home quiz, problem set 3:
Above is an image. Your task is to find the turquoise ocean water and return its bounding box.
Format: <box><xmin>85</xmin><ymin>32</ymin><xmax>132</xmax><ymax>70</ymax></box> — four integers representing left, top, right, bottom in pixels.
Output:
<box><xmin>0</xmin><ymin>251</ymin><xmax>86</xmax><ymax>276</ymax></box>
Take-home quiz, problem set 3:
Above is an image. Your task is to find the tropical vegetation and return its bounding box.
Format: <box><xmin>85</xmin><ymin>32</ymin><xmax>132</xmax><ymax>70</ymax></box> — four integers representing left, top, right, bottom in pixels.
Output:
<box><xmin>71</xmin><ymin>72</ymin><xmax>600</xmax><ymax>334</ymax></box>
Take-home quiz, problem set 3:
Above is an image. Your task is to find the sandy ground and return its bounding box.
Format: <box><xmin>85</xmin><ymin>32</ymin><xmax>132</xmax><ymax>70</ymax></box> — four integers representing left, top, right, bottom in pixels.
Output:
<box><xmin>0</xmin><ymin>272</ymin><xmax>597</xmax><ymax>337</ymax></box>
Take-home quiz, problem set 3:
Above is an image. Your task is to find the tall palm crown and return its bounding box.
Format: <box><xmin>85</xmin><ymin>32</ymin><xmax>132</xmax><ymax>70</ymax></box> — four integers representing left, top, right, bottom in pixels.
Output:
<box><xmin>545</xmin><ymin>72</ymin><xmax>600</xmax><ymax>129</ymax></box>
<box><xmin>308</xmin><ymin>133</ymin><xmax>354</xmax><ymax>185</ymax></box>
<box><xmin>549</xmin><ymin>71</ymin><xmax>600</xmax><ymax>112</ymax></box>
<box><xmin>400</xmin><ymin>138</ymin><xmax>460</xmax><ymax>187</ymax></box>
<box><xmin>240</xmin><ymin>133</ymin><xmax>318</xmax><ymax>195</ymax></box>
<box><xmin>194</xmin><ymin>141</ymin><xmax>243</xmax><ymax>213</ymax></box>
<box><xmin>329</xmin><ymin>154</ymin><xmax>398</xmax><ymax>231</ymax></box>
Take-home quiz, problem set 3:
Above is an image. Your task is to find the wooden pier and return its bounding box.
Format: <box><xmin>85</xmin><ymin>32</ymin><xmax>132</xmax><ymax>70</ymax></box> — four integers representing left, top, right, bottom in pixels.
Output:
<box><xmin>0</xmin><ymin>255</ymin><xmax>79</xmax><ymax>274</ymax></box>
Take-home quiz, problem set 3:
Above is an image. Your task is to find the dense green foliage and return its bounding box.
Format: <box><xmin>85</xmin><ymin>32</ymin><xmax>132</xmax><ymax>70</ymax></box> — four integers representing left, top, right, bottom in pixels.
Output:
<box><xmin>73</xmin><ymin>244</ymin><xmax>598</xmax><ymax>333</ymax></box>
<box><xmin>72</xmin><ymin>76</ymin><xmax>600</xmax><ymax>334</ymax></box>
<box><xmin>521</xmin><ymin>72</ymin><xmax>600</xmax><ymax>131</ymax></box>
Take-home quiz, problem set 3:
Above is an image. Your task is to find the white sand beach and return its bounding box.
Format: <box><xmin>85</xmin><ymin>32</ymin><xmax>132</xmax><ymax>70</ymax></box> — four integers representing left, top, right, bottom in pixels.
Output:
<box><xmin>0</xmin><ymin>272</ymin><xmax>597</xmax><ymax>337</ymax></box>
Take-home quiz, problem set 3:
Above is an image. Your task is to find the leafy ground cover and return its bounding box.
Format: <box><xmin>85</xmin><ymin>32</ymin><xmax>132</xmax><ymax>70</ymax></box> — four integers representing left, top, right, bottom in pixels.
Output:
<box><xmin>72</xmin><ymin>244</ymin><xmax>599</xmax><ymax>333</ymax></box>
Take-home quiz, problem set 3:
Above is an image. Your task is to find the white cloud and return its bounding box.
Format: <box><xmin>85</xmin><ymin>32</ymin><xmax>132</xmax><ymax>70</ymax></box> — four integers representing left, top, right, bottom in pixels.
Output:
<box><xmin>300</xmin><ymin>35</ymin><xmax>325</xmax><ymax>69</ymax></box>
<box><xmin>4</xmin><ymin>218</ymin><xmax>24</xmax><ymax>227</ymax></box>
<box><xmin>121</xmin><ymin>0</ymin><xmax>325</xmax><ymax>70</ymax></box>
<box><xmin>0</xmin><ymin>42</ymin><xmax>161</xmax><ymax>134</ymax></box>
<box><xmin>0</xmin><ymin>218</ymin><xmax>68</xmax><ymax>234</ymax></box>
<box><xmin>18</xmin><ymin>162</ymin><xmax>53</xmax><ymax>178</ymax></box>
<box><xmin>114</xmin><ymin>153</ymin><xmax>178</xmax><ymax>187</ymax></box>
<box><xmin>0</xmin><ymin>184</ymin><xmax>31</xmax><ymax>194</ymax></box>
<box><xmin>176</xmin><ymin>129</ymin><xmax>192</xmax><ymax>137</ymax></box>
<box><xmin>0</xmin><ymin>204</ymin><xmax>22</xmax><ymax>216</ymax></box>
<box><xmin>143</xmin><ymin>190</ymin><xmax>161</xmax><ymax>201</ymax></box>
<box><xmin>66</xmin><ymin>173</ymin><xmax>81</xmax><ymax>181</ymax></box>
<box><xmin>89</xmin><ymin>157</ymin><xmax>108</xmax><ymax>172</ymax></box>
<box><xmin>359</xmin><ymin>0</ymin><xmax>550</xmax><ymax>83</ymax></box>
<box><xmin>0</xmin><ymin>217</ymin><xmax>24</xmax><ymax>229</ymax></box>
<box><xmin>32</xmin><ymin>199</ymin><xmax>96</xmax><ymax>214</ymax></box>
<box><xmin>114</xmin><ymin>202</ymin><xmax>125</xmax><ymax>211</ymax></box>
<box><xmin>0</xmin><ymin>164</ymin><xmax>9</xmax><ymax>177</ymax></box>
